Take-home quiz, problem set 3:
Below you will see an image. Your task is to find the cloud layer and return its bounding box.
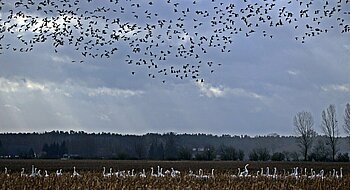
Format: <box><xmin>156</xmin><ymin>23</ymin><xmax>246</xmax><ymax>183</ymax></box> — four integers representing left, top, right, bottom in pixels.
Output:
<box><xmin>0</xmin><ymin>0</ymin><xmax>350</xmax><ymax>136</ymax></box>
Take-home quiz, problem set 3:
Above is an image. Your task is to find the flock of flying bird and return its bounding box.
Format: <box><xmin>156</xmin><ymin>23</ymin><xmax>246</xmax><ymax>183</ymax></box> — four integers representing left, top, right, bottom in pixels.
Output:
<box><xmin>0</xmin><ymin>0</ymin><xmax>349</xmax><ymax>82</ymax></box>
<box><xmin>2</xmin><ymin>164</ymin><xmax>344</xmax><ymax>180</ymax></box>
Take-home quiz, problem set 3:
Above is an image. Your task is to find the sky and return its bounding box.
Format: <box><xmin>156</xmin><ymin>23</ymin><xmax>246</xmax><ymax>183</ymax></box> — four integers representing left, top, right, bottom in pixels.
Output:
<box><xmin>0</xmin><ymin>0</ymin><xmax>349</xmax><ymax>136</ymax></box>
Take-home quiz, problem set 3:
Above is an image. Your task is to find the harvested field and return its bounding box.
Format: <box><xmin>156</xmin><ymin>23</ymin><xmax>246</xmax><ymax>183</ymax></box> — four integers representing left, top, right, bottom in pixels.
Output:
<box><xmin>0</xmin><ymin>160</ymin><xmax>349</xmax><ymax>189</ymax></box>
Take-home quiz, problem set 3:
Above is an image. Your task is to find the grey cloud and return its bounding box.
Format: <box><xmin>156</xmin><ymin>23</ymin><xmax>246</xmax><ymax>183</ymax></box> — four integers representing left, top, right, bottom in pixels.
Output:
<box><xmin>0</xmin><ymin>0</ymin><xmax>349</xmax><ymax>136</ymax></box>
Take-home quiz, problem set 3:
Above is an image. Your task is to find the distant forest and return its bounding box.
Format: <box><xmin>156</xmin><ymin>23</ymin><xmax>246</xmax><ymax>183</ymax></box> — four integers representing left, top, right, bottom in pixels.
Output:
<box><xmin>0</xmin><ymin>131</ymin><xmax>349</xmax><ymax>162</ymax></box>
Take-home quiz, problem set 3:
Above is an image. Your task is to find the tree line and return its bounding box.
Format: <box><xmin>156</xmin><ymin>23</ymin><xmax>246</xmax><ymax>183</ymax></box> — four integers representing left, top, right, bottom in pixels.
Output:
<box><xmin>0</xmin><ymin>103</ymin><xmax>349</xmax><ymax>162</ymax></box>
<box><xmin>294</xmin><ymin>103</ymin><xmax>350</xmax><ymax>162</ymax></box>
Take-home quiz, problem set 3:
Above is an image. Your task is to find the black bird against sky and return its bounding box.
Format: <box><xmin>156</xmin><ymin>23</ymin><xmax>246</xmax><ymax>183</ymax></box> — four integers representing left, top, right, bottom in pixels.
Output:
<box><xmin>0</xmin><ymin>0</ymin><xmax>349</xmax><ymax>83</ymax></box>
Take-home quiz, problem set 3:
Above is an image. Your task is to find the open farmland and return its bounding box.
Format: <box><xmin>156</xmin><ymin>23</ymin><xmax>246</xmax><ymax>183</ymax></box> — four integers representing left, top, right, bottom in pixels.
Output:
<box><xmin>0</xmin><ymin>160</ymin><xmax>349</xmax><ymax>189</ymax></box>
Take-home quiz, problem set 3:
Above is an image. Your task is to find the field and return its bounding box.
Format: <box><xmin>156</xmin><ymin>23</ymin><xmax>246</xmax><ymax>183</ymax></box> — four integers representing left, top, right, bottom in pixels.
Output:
<box><xmin>0</xmin><ymin>160</ymin><xmax>350</xmax><ymax>189</ymax></box>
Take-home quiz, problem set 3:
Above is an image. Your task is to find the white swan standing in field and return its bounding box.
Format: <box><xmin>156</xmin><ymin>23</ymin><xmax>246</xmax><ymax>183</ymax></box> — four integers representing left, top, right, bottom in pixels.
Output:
<box><xmin>102</xmin><ymin>167</ymin><xmax>112</xmax><ymax>177</ymax></box>
<box><xmin>103</xmin><ymin>167</ymin><xmax>112</xmax><ymax>177</ymax></box>
<box><xmin>171</xmin><ymin>168</ymin><xmax>180</xmax><ymax>177</ymax></box>
<box><xmin>118</xmin><ymin>170</ymin><xmax>126</xmax><ymax>178</ymax></box>
<box><xmin>56</xmin><ymin>169</ymin><xmax>62</xmax><ymax>176</ymax></box>
<box><xmin>109</xmin><ymin>168</ymin><xmax>114</xmax><ymax>177</ymax></box>
<box><xmin>290</xmin><ymin>167</ymin><xmax>299</xmax><ymax>179</ymax></box>
<box><xmin>139</xmin><ymin>169</ymin><xmax>146</xmax><ymax>178</ymax></box>
<box><xmin>130</xmin><ymin>169</ymin><xmax>135</xmax><ymax>177</ymax></box>
<box><xmin>44</xmin><ymin>170</ymin><xmax>49</xmax><ymax>177</ymax></box>
<box><xmin>335</xmin><ymin>171</ymin><xmax>340</xmax><ymax>179</ymax></box>
<box><xmin>265</xmin><ymin>167</ymin><xmax>270</xmax><ymax>177</ymax></box>
<box><xmin>188</xmin><ymin>169</ymin><xmax>196</xmax><ymax>177</ymax></box>
<box><xmin>21</xmin><ymin>168</ymin><xmax>28</xmax><ymax>177</ymax></box>
<box><xmin>335</xmin><ymin>167</ymin><xmax>343</xmax><ymax>179</ymax></box>
<box><xmin>103</xmin><ymin>167</ymin><xmax>106</xmax><ymax>177</ymax></box>
<box><xmin>71</xmin><ymin>166</ymin><xmax>80</xmax><ymax>177</ymax></box>
<box><xmin>157</xmin><ymin>166</ymin><xmax>164</xmax><ymax>177</ymax></box>
<box><xmin>37</xmin><ymin>170</ymin><xmax>42</xmax><ymax>177</ymax></box>
<box><xmin>196</xmin><ymin>169</ymin><xmax>209</xmax><ymax>179</ymax></box>
<box><xmin>4</xmin><ymin>167</ymin><xmax>9</xmax><ymax>177</ymax></box>
<box><xmin>150</xmin><ymin>167</ymin><xmax>157</xmax><ymax>177</ymax></box>
<box><xmin>260</xmin><ymin>168</ymin><xmax>264</xmax><ymax>177</ymax></box>
<box><xmin>114</xmin><ymin>170</ymin><xmax>120</xmax><ymax>177</ymax></box>
<box><xmin>308</xmin><ymin>169</ymin><xmax>315</xmax><ymax>179</ymax></box>
<box><xmin>254</xmin><ymin>170</ymin><xmax>260</xmax><ymax>178</ymax></box>
<box><xmin>29</xmin><ymin>165</ymin><xmax>36</xmax><ymax>177</ymax></box>
<box><xmin>196</xmin><ymin>169</ymin><xmax>203</xmax><ymax>178</ymax></box>
<box><xmin>316</xmin><ymin>170</ymin><xmax>324</xmax><ymax>179</ymax></box>
<box><xmin>332</xmin><ymin>169</ymin><xmax>336</xmax><ymax>178</ymax></box>
<box><xmin>239</xmin><ymin>164</ymin><xmax>249</xmax><ymax>177</ymax></box>
<box><xmin>272</xmin><ymin>167</ymin><xmax>277</xmax><ymax>179</ymax></box>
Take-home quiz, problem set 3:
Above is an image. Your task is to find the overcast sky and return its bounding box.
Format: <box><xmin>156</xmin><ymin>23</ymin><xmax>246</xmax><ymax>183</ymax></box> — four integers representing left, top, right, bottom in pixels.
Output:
<box><xmin>0</xmin><ymin>0</ymin><xmax>349</xmax><ymax>136</ymax></box>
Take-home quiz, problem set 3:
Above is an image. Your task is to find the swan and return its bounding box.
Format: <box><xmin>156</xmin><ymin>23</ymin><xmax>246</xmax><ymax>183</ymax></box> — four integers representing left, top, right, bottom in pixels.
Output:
<box><xmin>114</xmin><ymin>170</ymin><xmax>120</xmax><ymax>177</ymax></box>
<box><xmin>316</xmin><ymin>170</ymin><xmax>324</xmax><ymax>179</ymax></box>
<box><xmin>131</xmin><ymin>169</ymin><xmax>135</xmax><ymax>177</ymax></box>
<box><xmin>71</xmin><ymin>166</ymin><xmax>80</xmax><ymax>177</ymax></box>
<box><xmin>4</xmin><ymin>167</ymin><xmax>9</xmax><ymax>177</ymax></box>
<box><xmin>239</xmin><ymin>164</ymin><xmax>249</xmax><ymax>177</ymax></box>
<box><xmin>103</xmin><ymin>167</ymin><xmax>106</xmax><ymax>177</ymax></box>
<box><xmin>272</xmin><ymin>167</ymin><xmax>277</xmax><ymax>179</ymax></box>
<box><xmin>150</xmin><ymin>167</ymin><xmax>157</xmax><ymax>177</ymax></box>
<box><xmin>308</xmin><ymin>169</ymin><xmax>315</xmax><ymax>179</ymax></box>
<box><xmin>196</xmin><ymin>169</ymin><xmax>203</xmax><ymax>178</ymax></box>
<box><xmin>290</xmin><ymin>167</ymin><xmax>299</xmax><ymax>179</ymax></box>
<box><xmin>295</xmin><ymin>167</ymin><xmax>299</xmax><ymax>178</ymax></box>
<box><xmin>29</xmin><ymin>165</ymin><xmax>36</xmax><ymax>177</ymax></box>
<box><xmin>109</xmin><ymin>168</ymin><xmax>113</xmax><ymax>177</ymax></box>
<box><xmin>37</xmin><ymin>170</ymin><xmax>42</xmax><ymax>177</ymax></box>
<box><xmin>21</xmin><ymin>168</ymin><xmax>28</xmax><ymax>177</ymax></box>
<box><xmin>171</xmin><ymin>168</ymin><xmax>180</xmax><ymax>177</ymax></box>
<box><xmin>188</xmin><ymin>169</ymin><xmax>196</xmax><ymax>177</ymax></box>
<box><xmin>44</xmin><ymin>170</ymin><xmax>49</xmax><ymax>177</ymax></box>
<box><xmin>266</xmin><ymin>167</ymin><xmax>270</xmax><ymax>177</ymax></box>
<box><xmin>197</xmin><ymin>169</ymin><xmax>209</xmax><ymax>179</ymax></box>
<box><xmin>103</xmin><ymin>167</ymin><xmax>112</xmax><ymax>177</ymax></box>
<box><xmin>56</xmin><ymin>169</ymin><xmax>62</xmax><ymax>176</ymax></box>
<box><xmin>335</xmin><ymin>171</ymin><xmax>339</xmax><ymax>179</ymax></box>
<box><xmin>339</xmin><ymin>167</ymin><xmax>343</xmax><ymax>179</ymax></box>
<box><xmin>260</xmin><ymin>168</ymin><xmax>264</xmax><ymax>177</ymax></box>
<box><xmin>254</xmin><ymin>170</ymin><xmax>260</xmax><ymax>178</ymax></box>
<box><xmin>139</xmin><ymin>169</ymin><xmax>146</xmax><ymax>178</ymax></box>
<box><xmin>118</xmin><ymin>170</ymin><xmax>126</xmax><ymax>178</ymax></box>
<box><xmin>157</xmin><ymin>167</ymin><xmax>164</xmax><ymax>177</ymax></box>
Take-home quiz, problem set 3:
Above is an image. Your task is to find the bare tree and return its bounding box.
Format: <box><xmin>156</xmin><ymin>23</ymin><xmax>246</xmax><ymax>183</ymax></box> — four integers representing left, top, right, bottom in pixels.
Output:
<box><xmin>321</xmin><ymin>104</ymin><xmax>339</xmax><ymax>161</ymax></box>
<box><xmin>294</xmin><ymin>111</ymin><xmax>315</xmax><ymax>161</ymax></box>
<box><xmin>344</xmin><ymin>103</ymin><xmax>350</xmax><ymax>145</ymax></box>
